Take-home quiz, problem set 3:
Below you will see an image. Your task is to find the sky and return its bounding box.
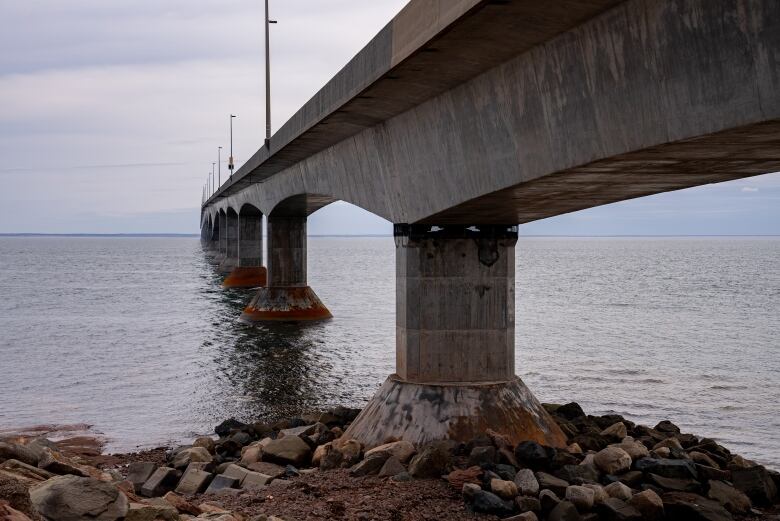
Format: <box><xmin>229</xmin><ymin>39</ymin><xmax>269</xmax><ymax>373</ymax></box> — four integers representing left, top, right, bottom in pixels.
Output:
<box><xmin>1</xmin><ymin>1</ymin><xmax>778</xmax><ymax>236</ymax></box>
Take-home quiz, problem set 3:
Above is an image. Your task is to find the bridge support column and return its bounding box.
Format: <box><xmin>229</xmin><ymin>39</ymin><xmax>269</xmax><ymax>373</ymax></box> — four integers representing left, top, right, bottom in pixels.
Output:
<box><xmin>344</xmin><ymin>224</ymin><xmax>566</xmax><ymax>448</ymax></box>
<box><xmin>218</xmin><ymin>211</ymin><xmax>239</xmax><ymax>274</ymax></box>
<box><xmin>224</xmin><ymin>211</ymin><xmax>267</xmax><ymax>288</ymax></box>
<box><xmin>240</xmin><ymin>216</ymin><xmax>331</xmax><ymax>322</ymax></box>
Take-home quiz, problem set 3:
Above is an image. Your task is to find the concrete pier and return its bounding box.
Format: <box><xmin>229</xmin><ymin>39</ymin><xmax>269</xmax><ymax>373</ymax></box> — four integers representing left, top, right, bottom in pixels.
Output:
<box><xmin>218</xmin><ymin>210</ymin><xmax>238</xmax><ymax>274</ymax></box>
<box><xmin>344</xmin><ymin>224</ymin><xmax>565</xmax><ymax>448</ymax></box>
<box><xmin>224</xmin><ymin>206</ymin><xmax>267</xmax><ymax>288</ymax></box>
<box><xmin>240</xmin><ymin>216</ymin><xmax>331</xmax><ymax>322</ymax></box>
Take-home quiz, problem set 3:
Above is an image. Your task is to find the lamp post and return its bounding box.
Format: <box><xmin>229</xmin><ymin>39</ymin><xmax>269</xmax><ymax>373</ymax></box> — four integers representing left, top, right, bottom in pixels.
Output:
<box><xmin>229</xmin><ymin>114</ymin><xmax>237</xmax><ymax>178</ymax></box>
<box><xmin>265</xmin><ymin>0</ymin><xmax>277</xmax><ymax>148</ymax></box>
<box><xmin>218</xmin><ymin>146</ymin><xmax>222</xmax><ymax>187</ymax></box>
<box><xmin>212</xmin><ymin>162</ymin><xmax>216</xmax><ymax>192</ymax></box>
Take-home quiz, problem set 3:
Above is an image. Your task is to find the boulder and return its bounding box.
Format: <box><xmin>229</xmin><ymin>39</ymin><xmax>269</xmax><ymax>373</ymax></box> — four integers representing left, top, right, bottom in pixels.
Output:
<box><xmin>548</xmin><ymin>500</ymin><xmax>581</xmax><ymax>521</ymax></box>
<box><xmin>125</xmin><ymin>502</ymin><xmax>179</xmax><ymax>521</ymax></box>
<box><xmin>565</xmin><ymin>485</ymin><xmax>595</xmax><ymax>511</ymax></box>
<box><xmin>350</xmin><ymin>451</ymin><xmax>390</xmax><ymax>477</ymax></box>
<box><xmin>203</xmin><ymin>475</ymin><xmax>239</xmax><ymax>494</ymax></box>
<box><xmin>214</xmin><ymin>418</ymin><xmax>247</xmax><ymax>437</ymax></box>
<box><xmin>378</xmin><ymin>456</ymin><xmax>405</xmax><ymax>478</ymax></box>
<box><xmin>567</xmin><ymin>443</ymin><xmax>583</xmax><ymax>454</ymax></box>
<box><xmin>556</xmin><ymin>403</ymin><xmax>586</xmax><ymax>420</ymax></box>
<box><xmin>1</xmin><ymin>460</ymin><xmax>54</xmax><ymax>482</ymax></box>
<box><xmin>0</xmin><ymin>444</ymin><xmax>37</xmax><ymax>467</ymax></box>
<box><xmin>596</xmin><ymin>497</ymin><xmax>642</xmax><ymax>521</ymax></box>
<box><xmin>653</xmin><ymin>438</ymin><xmax>683</xmax><ymax>451</ymax></box>
<box><xmin>514</xmin><ymin>468</ymin><xmax>540</xmax><ymax>496</ymax></box>
<box><xmin>448</xmin><ymin>466</ymin><xmax>482</xmax><ymax>491</ymax></box>
<box><xmin>689</xmin><ymin>451</ymin><xmax>720</xmax><ymax>469</ymax></box>
<box><xmin>462</xmin><ymin>482</ymin><xmax>481</xmax><ymax>501</ymax></box>
<box><xmin>192</xmin><ymin>437</ymin><xmax>216</xmax><ymax>454</ymax></box>
<box><xmin>172</xmin><ymin>447</ymin><xmax>212</xmax><ymax>470</ymax></box>
<box><xmin>537</xmin><ymin>472</ymin><xmax>569</xmax><ymax>496</ymax></box>
<box><xmin>239</xmin><ymin>445</ymin><xmax>262</xmax><ymax>466</ymax></box>
<box><xmin>606</xmin><ymin>470</ymin><xmax>644</xmax><ymax>488</ymax></box>
<box><xmin>514</xmin><ymin>441</ymin><xmax>556</xmax><ymax>470</ymax></box>
<box><xmin>408</xmin><ymin>442</ymin><xmax>451</xmax><ymax>479</ymax></box>
<box><xmin>627</xmin><ymin>489</ymin><xmax>664</xmax><ymax>521</ymax></box>
<box><xmin>555</xmin><ymin>464</ymin><xmax>600</xmax><ymax>485</ymax></box>
<box><xmin>634</xmin><ymin>458</ymin><xmax>699</xmax><ymax>481</ymax></box>
<box><xmin>601</xmin><ymin>423</ymin><xmax>627</xmax><ymax>442</ymax></box>
<box><xmin>36</xmin><ymin>449</ymin><xmax>86</xmax><ymax>477</ymax></box>
<box><xmin>662</xmin><ymin>491</ymin><xmax>733</xmax><ymax>521</ymax></box>
<box><xmin>604</xmin><ymin>481</ymin><xmax>633</xmax><ymax>501</ymax></box>
<box><xmin>30</xmin><ymin>475</ymin><xmax>128</xmax><ymax>521</ymax></box>
<box><xmin>515</xmin><ymin>495</ymin><xmax>541</xmax><ymax>513</ymax></box>
<box><xmin>127</xmin><ymin>462</ymin><xmax>157</xmax><ymax>494</ymax></box>
<box><xmin>318</xmin><ymin>444</ymin><xmax>344</xmax><ymax>471</ymax></box>
<box><xmin>364</xmin><ymin>440</ymin><xmax>415</xmax><ymax>463</ymax></box>
<box><xmin>594</xmin><ymin>447</ymin><xmax>632</xmax><ymax>475</ymax></box>
<box><xmin>583</xmin><ymin>483</ymin><xmax>608</xmax><ymax>504</ymax></box>
<box><xmin>335</xmin><ymin>439</ymin><xmax>362</xmax><ymax>466</ymax></box>
<box><xmin>262</xmin><ymin>436</ymin><xmax>312</xmax><ymax>466</ymax></box>
<box><xmin>654</xmin><ymin>421</ymin><xmax>680</xmax><ymax>434</ymax></box>
<box><xmin>647</xmin><ymin>473</ymin><xmax>701</xmax><ymax>493</ymax></box>
<box><xmin>539</xmin><ymin>489</ymin><xmax>561</xmax><ymax>512</ymax></box>
<box><xmin>175</xmin><ymin>468</ymin><xmax>212</xmax><ymax>495</ymax></box>
<box><xmin>0</xmin><ymin>474</ymin><xmax>38</xmax><ymax>519</ymax></box>
<box><xmin>140</xmin><ymin>468</ymin><xmax>181</xmax><ymax>498</ymax></box>
<box><xmin>468</xmin><ymin>446</ymin><xmax>496</xmax><ymax>467</ymax></box>
<box><xmin>162</xmin><ymin>492</ymin><xmax>201</xmax><ymax>515</ymax></box>
<box><xmin>731</xmin><ymin>465</ymin><xmax>778</xmax><ymax>506</ymax></box>
<box><xmin>471</xmin><ymin>489</ymin><xmax>516</xmax><ymax>517</ymax></box>
<box><xmin>247</xmin><ymin>462</ymin><xmax>285</xmax><ymax>479</ymax></box>
<box><xmin>505</xmin><ymin>512</ymin><xmax>538</xmax><ymax>521</ymax></box>
<box><xmin>611</xmin><ymin>438</ymin><xmax>649</xmax><ymax>460</ymax></box>
<box><xmin>490</xmin><ymin>478</ymin><xmax>518</xmax><ymax>500</ymax></box>
<box><xmin>706</xmin><ymin>480</ymin><xmax>751</xmax><ymax>515</ymax></box>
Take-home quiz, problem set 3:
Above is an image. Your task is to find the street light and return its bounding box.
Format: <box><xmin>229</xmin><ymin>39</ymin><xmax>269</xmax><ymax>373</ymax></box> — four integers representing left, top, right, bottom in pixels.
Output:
<box><xmin>212</xmin><ymin>162</ymin><xmax>216</xmax><ymax>192</ymax></box>
<box><xmin>218</xmin><ymin>146</ymin><xmax>222</xmax><ymax>187</ymax></box>
<box><xmin>265</xmin><ymin>0</ymin><xmax>277</xmax><ymax>148</ymax></box>
<box><xmin>229</xmin><ymin>114</ymin><xmax>237</xmax><ymax>178</ymax></box>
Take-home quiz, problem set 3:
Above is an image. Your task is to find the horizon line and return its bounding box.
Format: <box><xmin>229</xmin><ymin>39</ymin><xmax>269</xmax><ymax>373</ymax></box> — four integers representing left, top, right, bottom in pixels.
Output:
<box><xmin>1</xmin><ymin>233</ymin><xmax>780</xmax><ymax>239</ymax></box>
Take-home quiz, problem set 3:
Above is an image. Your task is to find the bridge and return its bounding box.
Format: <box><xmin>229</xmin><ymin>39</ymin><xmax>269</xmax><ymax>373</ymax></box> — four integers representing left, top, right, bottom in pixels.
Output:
<box><xmin>200</xmin><ymin>0</ymin><xmax>779</xmax><ymax>448</ymax></box>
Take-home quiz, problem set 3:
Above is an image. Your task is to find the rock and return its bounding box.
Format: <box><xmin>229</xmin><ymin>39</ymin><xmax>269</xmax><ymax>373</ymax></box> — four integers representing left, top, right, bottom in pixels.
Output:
<box><xmin>654</xmin><ymin>421</ymin><xmax>680</xmax><ymax>434</ymax></box>
<box><xmin>311</xmin><ymin>443</ymin><xmax>329</xmax><ymax>467</ymax></box>
<box><xmin>566</xmin><ymin>485</ymin><xmax>595</xmax><ymax>511</ymax></box>
<box><xmin>163</xmin><ymin>492</ymin><xmax>201</xmax><ymax>515</ymax></box>
<box><xmin>319</xmin><ymin>444</ymin><xmax>344</xmax><ymax>471</ymax></box>
<box><xmin>127</xmin><ymin>462</ymin><xmax>157</xmax><ymax>494</ymax></box>
<box><xmin>567</xmin><ymin>443</ymin><xmax>583</xmax><ymax>454</ymax></box>
<box><xmin>125</xmin><ymin>502</ymin><xmax>179</xmax><ymax>521</ymax></box>
<box><xmin>36</xmin><ymin>449</ymin><xmax>86</xmax><ymax>477</ymax></box>
<box><xmin>606</xmin><ymin>470</ymin><xmax>644</xmax><ymax>488</ymax></box>
<box><xmin>364</xmin><ymin>440</ymin><xmax>415</xmax><ymax>463</ymax></box>
<box><xmin>0</xmin><ymin>444</ymin><xmax>37</xmax><ymax>467</ymax></box>
<box><xmin>696</xmin><ymin>464</ymin><xmax>731</xmax><ymax>482</ymax></box>
<box><xmin>448</xmin><ymin>466</ymin><xmax>482</xmax><ymax>491</ymax></box>
<box><xmin>490</xmin><ymin>478</ymin><xmax>518</xmax><ymax>500</ymax></box>
<box><xmin>604</xmin><ymin>481</ymin><xmax>633</xmax><ymax>501</ymax></box>
<box><xmin>0</xmin><ymin>475</ymin><xmax>38</xmax><ymax>519</ymax></box>
<box><xmin>653</xmin><ymin>438</ymin><xmax>683</xmax><ymax>451</ymax></box>
<box><xmin>583</xmin><ymin>483</ymin><xmax>609</xmax><ymax>504</ymax></box>
<box><xmin>192</xmin><ymin>437</ymin><xmax>216</xmax><ymax>454</ymax></box>
<box><xmin>408</xmin><ymin>442</ymin><xmax>451</xmax><ymax>479</ymax></box>
<box><xmin>647</xmin><ymin>473</ymin><xmax>701</xmax><ymax>493</ymax></box>
<box><xmin>662</xmin><ymin>491</ymin><xmax>733</xmax><ymax>521</ymax></box>
<box><xmin>496</xmin><ymin>463</ymin><xmax>518</xmax><ymax>482</ymax></box>
<box><xmin>601</xmin><ymin>423</ymin><xmax>628</xmax><ymax>442</ymax></box>
<box><xmin>571</xmin><ymin>434</ymin><xmax>609</xmax><ymax>452</ymax></box>
<box><xmin>278</xmin><ymin>424</ymin><xmax>316</xmax><ymax>438</ymax></box>
<box><xmin>556</xmin><ymin>403</ymin><xmax>586</xmax><ymax>420</ymax></box>
<box><xmin>548</xmin><ymin>501</ymin><xmax>581</xmax><ymax>521</ymax></box>
<box><xmin>30</xmin><ymin>475</ymin><xmax>128</xmax><ymax>521</ymax></box>
<box><xmin>175</xmin><ymin>468</ymin><xmax>212</xmax><ymax>495</ymax></box>
<box><xmin>505</xmin><ymin>513</ymin><xmax>538</xmax><ymax>521</ymax></box>
<box><xmin>471</xmin><ymin>489</ymin><xmax>516</xmax><ymax>517</ymax></box>
<box><xmin>731</xmin><ymin>466</ymin><xmax>778</xmax><ymax>506</ymax></box>
<box><xmin>0</xmin><ymin>501</ymin><xmax>34</xmax><ymax>521</ymax></box>
<box><xmin>627</xmin><ymin>489</ymin><xmax>664</xmax><ymax>520</ymax></box>
<box><xmin>596</xmin><ymin>497</ymin><xmax>642</xmax><ymax>521</ymax></box>
<box><xmin>653</xmin><ymin>447</ymin><xmax>671</xmax><ymax>458</ymax></box>
<box><xmin>239</xmin><ymin>445</ymin><xmax>262</xmax><ymax>466</ymax></box>
<box><xmin>241</xmin><ymin>470</ymin><xmax>273</xmax><ymax>489</ymax></box>
<box><xmin>634</xmin><ymin>458</ymin><xmax>699</xmax><ymax>481</ymax></box>
<box><xmin>462</xmin><ymin>483</ymin><xmax>481</xmax><ymax>501</ymax></box>
<box><xmin>539</xmin><ymin>489</ymin><xmax>561</xmax><ymax>512</ymax></box>
<box><xmin>690</xmin><ymin>451</ymin><xmax>719</xmax><ymax>469</ymax></box>
<box><xmin>515</xmin><ymin>495</ymin><xmax>541</xmax><ymax>513</ymax></box>
<box><xmin>514</xmin><ymin>468</ymin><xmax>540</xmax><ymax>496</ymax></box>
<box><xmin>514</xmin><ymin>441</ymin><xmax>556</xmax><ymax>470</ymax></box>
<box><xmin>594</xmin><ymin>447</ymin><xmax>632</xmax><ymax>475</ymax></box>
<box><xmin>706</xmin><ymin>480</ymin><xmax>751</xmax><ymax>515</ymax></box>
<box><xmin>611</xmin><ymin>438</ymin><xmax>650</xmax><ymax>460</ymax></box>
<box><xmin>335</xmin><ymin>439</ymin><xmax>362</xmax><ymax>467</ymax></box>
<box><xmin>1</xmin><ymin>460</ymin><xmax>54</xmax><ymax>482</ymax></box>
<box><xmin>140</xmin><ymin>467</ymin><xmax>181</xmax><ymax>498</ymax></box>
<box><xmin>214</xmin><ymin>418</ymin><xmax>247</xmax><ymax>437</ymax></box>
<box><xmin>468</xmin><ymin>446</ymin><xmax>496</xmax><ymax>467</ymax></box>
<box><xmin>172</xmin><ymin>447</ymin><xmax>212</xmax><ymax>470</ymax></box>
<box><xmin>262</xmin><ymin>436</ymin><xmax>312</xmax><ymax>466</ymax></box>
<box><xmin>555</xmin><ymin>464</ymin><xmax>600</xmax><ymax>485</ymax></box>
<box><xmin>350</xmin><ymin>451</ymin><xmax>390</xmax><ymax>477</ymax></box>
<box><xmin>537</xmin><ymin>472</ymin><xmax>570</xmax><ymax>496</ymax></box>
<box><xmin>378</xmin><ymin>456</ymin><xmax>405</xmax><ymax>478</ymax></box>
<box><xmin>203</xmin><ymin>475</ymin><xmax>239</xmax><ymax>495</ymax></box>
<box><xmin>247</xmin><ymin>462</ymin><xmax>285</xmax><ymax>479</ymax></box>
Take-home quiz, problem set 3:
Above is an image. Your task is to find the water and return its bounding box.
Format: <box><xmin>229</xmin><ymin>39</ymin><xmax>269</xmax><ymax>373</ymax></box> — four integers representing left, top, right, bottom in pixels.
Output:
<box><xmin>0</xmin><ymin>236</ymin><xmax>778</xmax><ymax>468</ymax></box>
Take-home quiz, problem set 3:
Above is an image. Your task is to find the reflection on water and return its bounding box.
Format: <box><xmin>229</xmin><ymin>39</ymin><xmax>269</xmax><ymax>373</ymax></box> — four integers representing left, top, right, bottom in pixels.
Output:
<box><xmin>0</xmin><ymin>236</ymin><xmax>777</xmax><ymax>469</ymax></box>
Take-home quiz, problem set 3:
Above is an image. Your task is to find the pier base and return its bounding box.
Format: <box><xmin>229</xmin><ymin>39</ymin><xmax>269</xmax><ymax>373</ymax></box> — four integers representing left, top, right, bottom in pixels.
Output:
<box><xmin>344</xmin><ymin>374</ymin><xmax>567</xmax><ymax>449</ymax></box>
<box><xmin>239</xmin><ymin>286</ymin><xmax>332</xmax><ymax>322</ymax></box>
<box><xmin>223</xmin><ymin>266</ymin><xmax>268</xmax><ymax>288</ymax></box>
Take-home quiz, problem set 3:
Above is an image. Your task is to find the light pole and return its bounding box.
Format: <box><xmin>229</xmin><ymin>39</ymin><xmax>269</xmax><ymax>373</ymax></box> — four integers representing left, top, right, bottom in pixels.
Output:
<box><xmin>265</xmin><ymin>0</ymin><xmax>277</xmax><ymax>148</ymax></box>
<box><xmin>218</xmin><ymin>146</ymin><xmax>222</xmax><ymax>187</ymax></box>
<box><xmin>229</xmin><ymin>114</ymin><xmax>237</xmax><ymax>178</ymax></box>
<box><xmin>212</xmin><ymin>162</ymin><xmax>216</xmax><ymax>192</ymax></box>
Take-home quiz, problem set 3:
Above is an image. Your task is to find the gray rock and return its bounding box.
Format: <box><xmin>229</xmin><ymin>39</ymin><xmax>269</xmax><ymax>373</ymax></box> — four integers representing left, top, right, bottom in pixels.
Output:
<box><xmin>594</xmin><ymin>447</ymin><xmax>632</xmax><ymax>475</ymax></box>
<box><xmin>537</xmin><ymin>472</ymin><xmax>569</xmax><ymax>496</ymax></box>
<box><xmin>127</xmin><ymin>462</ymin><xmax>157</xmax><ymax>494</ymax></box>
<box><xmin>468</xmin><ymin>446</ymin><xmax>496</xmax><ymax>467</ymax></box>
<box><xmin>408</xmin><ymin>442</ymin><xmax>451</xmax><ymax>479</ymax></box>
<box><xmin>548</xmin><ymin>500</ymin><xmax>581</xmax><ymax>521</ymax></box>
<box><xmin>627</xmin><ymin>489</ymin><xmax>664</xmax><ymax>521</ymax></box>
<box><xmin>662</xmin><ymin>491</ymin><xmax>733</xmax><ymax>521</ymax></box>
<box><xmin>471</xmin><ymin>489</ymin><xmax>516</xmax><ymax>517</ymax></box>
<box><xmin>597</xmin><ymin>497</ymin><xmax>642</xmax><ymax>520</ymax></box>
<box><xmin>204</xmin><ymin>474</ymin><xmax>239</xmax><ymax>494</ymax></box>
<box><xmin>601</xmin><ymin>422</ymin><xmax>628</xmax><ymax>442</ymax></box>
<box><xmin>0</xmin><ymin>443</ymin><xmax>38</xmax><ymax>467</ymax></box>
<box><xmin>731</xmin><ymin>466</ymin><xmax>778</xmax><ymax>506</ymax></box>
<box><xmin>350</xmin><ymin>451</ymin><xmax>390</xmax><ymax>477</ymax></box>
<box><xmin>515</xmin><ymin>468</ymin><xmax>540</xmax><ymax>496</ymax></box>
<box><xmin>172</xmin><ymin>447</ymin><xmax>212</xmax><ymax>470</ymax></box>
<box><xmin>555</xmin><ymin>464</ymin><xmax>600</xmax><ymax>484</ymax></box>
<box><xmin>378</xmin><ymin>456</ymin><xmax>405</xmax><ymax>478</ymax></box>
<box><xmin>566</xmin><ymin>485</ymin><xmax>595</xmax><ymax>512</ymax></box>
<box><xmin>540</xmin><ymin>489</ymin><xmax>561</xmax><ymax>512</ymax></box>
<box><xmin>515</xmin><ymin>441</ymin><xmax>556</xmax><ymax>470</ymax></box>
<box><xmin>504</xmin><ymin>513</ymin><xmax>538</xmax><ymax>521</ymax></box>
<box><xmin>515</xmin><ymin>495</ymin><xmax>541</xmax><ymax>513</ymax></box>
<box><xmin>604</xmin><ymin>481</ymin><xmax>633</xmax><ymax>501</ymax></box>
<box><xmin>634</xmin><ymin>458</ymin><xmax>698</xmax><ymax>481</ymax></box>
<box><xmin>140</xmin><ymin>467</ymin><xmax>181</xmax><ymax>497</ymax></box>
<box><xmin>175</xmin><ymin>468</ymin><xmax>213</xmax><ymax>494</ymax></box>
<box><xmin>707</xmin><ymin>480</ymin><xmax>751</xmax><ymax>515</ymax></box>
<box><xmin>30</xmin><ymin>475</ymin><xmax>128</xmax><ymax>521</ymax></box>
<box><xmin>648</xmin><ymin>473</ymin><xmax>701</xmax><ymax>493</ymax></box>
<box><xmin>262</xmin><ymin>436</ymin><xmax>312</xmax><ymax>466</ymax></box>
<box><xmin>392</xmin><ymin>471</ymin><xmax>412</xmax><ymax>482</ymax></box>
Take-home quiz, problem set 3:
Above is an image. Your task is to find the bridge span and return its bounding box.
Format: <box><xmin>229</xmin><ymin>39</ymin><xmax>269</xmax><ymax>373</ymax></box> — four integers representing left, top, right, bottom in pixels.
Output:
<box><xmin>200</xmin><ymin>0</ymin><xmax>779</xmax><ymax>448</ymax></box>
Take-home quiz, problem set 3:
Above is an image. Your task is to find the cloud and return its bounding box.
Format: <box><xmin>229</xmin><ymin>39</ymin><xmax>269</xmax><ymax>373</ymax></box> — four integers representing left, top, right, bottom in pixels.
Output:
<box><xmin>741</xmin><ymin>187</ymin><xmax>759</xmax><ymax>192</ymax></box>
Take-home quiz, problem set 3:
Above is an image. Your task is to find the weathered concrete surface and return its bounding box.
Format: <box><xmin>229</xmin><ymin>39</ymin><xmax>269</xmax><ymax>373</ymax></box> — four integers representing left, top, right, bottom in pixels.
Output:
<box><xmin>223</xmin><ymin>266</ymin><xmax>267</xmax><ymax>289</ymax></box>
<box><xmin>240</xmin><ymin>286</ymin><xmax>332</xmax><ymax>323</ymax></box>
<box><xmin>396</xmin><ymin>224</ymin><xmax>517</xmax><ymax>383</ymax></box>
<box><xmin>202</xmin><ymin>0</ymin><xmax>779</xmax><ymax>227</ymax></box>
<box><xmin>223</xmin><ymin>206</ymin><xmax>266</xmax><ymax>288</ymax></box>
<box><xmin>343</xmin><ymin>375</ymin><xmax>567</xmax><ymax>449</ymax></box>
<box><xmin>218</xmin><ymin>209</ymin><xmax>239</xmax><ymax>274</ymax></box>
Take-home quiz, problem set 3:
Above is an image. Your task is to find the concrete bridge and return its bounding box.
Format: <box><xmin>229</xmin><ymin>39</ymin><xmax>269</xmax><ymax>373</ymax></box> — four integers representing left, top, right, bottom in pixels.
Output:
<box><xmin>200</xmin><ymin>0</ymin><xmax>779</xmax><ymax>448</ymax></box>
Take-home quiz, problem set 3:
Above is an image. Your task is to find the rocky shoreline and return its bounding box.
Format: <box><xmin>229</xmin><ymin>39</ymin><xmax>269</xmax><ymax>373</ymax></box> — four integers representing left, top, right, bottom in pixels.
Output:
<box><xmin>1</xmin><ymin>403</ymin><xmax>779</xmax><ymax>521</ymax></box>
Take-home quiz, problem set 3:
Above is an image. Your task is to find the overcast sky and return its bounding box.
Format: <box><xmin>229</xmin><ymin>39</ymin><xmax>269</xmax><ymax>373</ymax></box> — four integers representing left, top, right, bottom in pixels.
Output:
<box><xmin>1</xmin><ymin>1</ymin><xmax>778</xmax><ymax>235</ymax></box>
